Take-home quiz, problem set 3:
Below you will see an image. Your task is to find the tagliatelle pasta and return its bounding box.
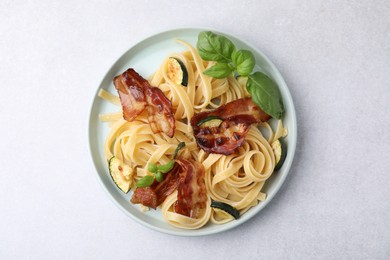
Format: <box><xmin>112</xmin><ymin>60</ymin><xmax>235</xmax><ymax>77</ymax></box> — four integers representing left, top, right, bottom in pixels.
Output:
<box><xmin>98</xmin><ymin>40</ymin><xmax>286</xmax><ymax>229</ymax></box>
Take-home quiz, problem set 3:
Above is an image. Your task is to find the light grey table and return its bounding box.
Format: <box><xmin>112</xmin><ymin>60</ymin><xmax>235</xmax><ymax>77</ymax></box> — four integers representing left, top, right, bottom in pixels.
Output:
<box><xmin>1</xmin><ymin>1</ymin><xmax>389</xmax><ymax>259</ymax></box>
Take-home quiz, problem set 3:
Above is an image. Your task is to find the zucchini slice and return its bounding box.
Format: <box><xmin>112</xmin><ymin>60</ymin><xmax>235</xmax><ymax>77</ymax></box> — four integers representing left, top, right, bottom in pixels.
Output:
<box><xmin>272</xmin><ymin>139</ymin><xmax>287</xmax><ymax>171</ymax></box>
<box><xmin>211</xmin><ymin>201</ymin><xmax>240</xmax><ymax>219</ymax></box>
<box><xmin>196</xmin><ymin>116</ymin><xmax>223</xmax><ymax>128</ymax></box>
<box><xmin>109</xmin><ymin>157</ymin><xmax>133</xmax><ymax>193</ymax></box>
<box><xmin>167</xmin><ymin>57</ymin><xmax>188</xmax><ymax>86</ymax></box>
<box><xmin>173</xmin><ymin>142</ymin><xmax>186</xmax><ymax>159</ymax></box>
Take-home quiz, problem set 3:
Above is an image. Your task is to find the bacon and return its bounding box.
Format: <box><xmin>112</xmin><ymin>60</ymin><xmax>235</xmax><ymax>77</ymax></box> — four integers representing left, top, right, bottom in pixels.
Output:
<box><xmin>131</xmin><ymin>159</ymin><xmax>207</xmax><ymax>219</ymax></box>
<box><xmin>145</xmin><ymin>87</ymin><xmax>176</xmax><ymax>138</ymax></box>
<box><xmin>129</xmin><ymin>187</ymin><xmax>157</xmax><ymax>209</ymax></box>
<box><xmin>114</xmin><ymin>69</ymin><xmax>147</xmax><ymax>121</ymax></box>
<box><xmin>113</xmin><ymin>68</ymin><xmax>175</xmax><ymax>137</ymax></box>
<box><xmin>131</xmin><ymin>163</ymin><xmax>181</xmax><ymax>209</ymax></box>
<box><xmin>190</xmin><ymin>98</ymin><xmax>271</xmax><ymax>155</ymax></box>
<box><xmin>174</xmin><ymin>159</ymin><xmax>207</xmax><ymax>218</ymax></box>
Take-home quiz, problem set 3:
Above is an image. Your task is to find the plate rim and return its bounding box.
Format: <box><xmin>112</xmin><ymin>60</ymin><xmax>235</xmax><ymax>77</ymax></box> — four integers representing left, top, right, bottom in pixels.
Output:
<box><xmin>88</xmin><ymin>26</ymin><xmax>297</xmax><ymax>236</ymax></box>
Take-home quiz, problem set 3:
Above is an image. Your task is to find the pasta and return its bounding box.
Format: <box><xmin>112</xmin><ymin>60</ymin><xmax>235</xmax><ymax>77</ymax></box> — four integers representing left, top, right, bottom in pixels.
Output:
<box><xmin>98</xmin><ymin>40</ymin><xmax>286</xmax><ymax>229</ymax></box>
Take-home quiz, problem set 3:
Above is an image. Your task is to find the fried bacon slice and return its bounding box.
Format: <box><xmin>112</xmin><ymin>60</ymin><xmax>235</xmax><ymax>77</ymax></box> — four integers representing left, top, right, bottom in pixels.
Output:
<box><xmin>190</xmin><ymin>98</ymin><xmax>271</xmax><ymax>155</ymax></box>
<box><xmin>114</xmin><ymin>69</ymin><xmax>147</xmax><ymax>121</ymax></box>
<box><xmin>113</xmin><ymin>68</ymin><xmax>175</xmax><ymax>137</ymax></box>
<box><xmin>131</xmin><ymin>163</ymin><xmax>181</xmax><ymax>209</ymax></box>
<box><xmin>129</xmin><ymin>187</ymin><xmax>157</xmax><ymax>209</ymax></box>
<box><xmin>174</xmin><ymin>159</ymin><xmax>207</xmax><ymax>218</ymax></box>
<box><xmin>145</xmin><ymin>87</ymin><xmax>175</xmax><ymax>138</ymax></box>
<box><xmin>131</xmin><ymin>159</ymin><xmax>207</xmax><ymax>218</ymax></box>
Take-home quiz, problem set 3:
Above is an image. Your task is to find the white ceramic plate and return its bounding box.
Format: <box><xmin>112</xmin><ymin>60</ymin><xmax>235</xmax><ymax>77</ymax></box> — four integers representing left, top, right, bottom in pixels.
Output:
<box><xmin>89</xmin><ymin>28</ymin><xmax>297</xmax><ymax>236</ymax></box>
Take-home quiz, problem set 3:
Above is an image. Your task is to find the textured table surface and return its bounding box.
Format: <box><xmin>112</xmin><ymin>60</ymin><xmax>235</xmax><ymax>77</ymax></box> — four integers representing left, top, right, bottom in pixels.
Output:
<box><xmin>1</xmin><ymin>1</ymin><xmax>389</xmax><ymax>259</ymax></box>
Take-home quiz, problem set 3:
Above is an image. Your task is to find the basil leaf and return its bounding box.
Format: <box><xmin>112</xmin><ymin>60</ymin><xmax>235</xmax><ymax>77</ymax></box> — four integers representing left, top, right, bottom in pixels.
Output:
<box><xmin>136</xmin><ymin>175</ymin><xmax>155</xmax><ymax>188</ymax></box>
<box><xmin>155</xmin><ymin>171</ymin><xmax>164</xmax><ymax>182</ymax></box>
<box><xmin>157</xmin><ymin>160</ymin><xmax>175</xmax><ymax>173</ymax></box>
<box><xmin>247</xmin><ymin>72</ymin><xmax>284</xmax><ymax>119</ymax></box>
<box><xmin>197</xmin><ymin>31</ymin><xmax>236</xmax><ymax>63</ymax></box>
<box><xmin>147</xmin><ymin>163</ymin><xmax>157</xmax><ymax>173</ymax></box>
<box><xmin>204</xmin><ymin>63</ymin><xmax>234</xmax><ymax>79</ymax></box>
<box><xmin>232</xmin><ymin>50</ymin><xmax>255</xmax><ymax>76</ymax></box>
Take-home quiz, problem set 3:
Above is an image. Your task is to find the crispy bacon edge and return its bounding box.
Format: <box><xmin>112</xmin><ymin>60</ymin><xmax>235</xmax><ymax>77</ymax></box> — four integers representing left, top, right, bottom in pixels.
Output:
<box><xmin>190</xmin><ymin>98</ymin><xmax>271</xmax><ymax>155</ymax></box>
<box><xmin>113</xmin><ymin>69</ymin><xmax>147</xmax><ymax>121</ymax></box>
<box><xmin>145</xmin><ymin>87</ymin><xmax>176</xmax><ymax>138</ymax></box>
<box><xmin>131</xmin><ymin>163</ymin><xmax>181</xmax><ymax>209</ymax></box>
<box><xmin>113</xmin><ymin>68</ymin><xmax>175</xmax><ymax>137</ymax></box>
<box><xmin>174</xmin><ymin>158</ymin><xmax>207</xmax><ymax>218</ymax></box>
<box><xmin>131</xmin><ymin>159</ymin><xmax>207</xmax><ymax>218</ymax></box>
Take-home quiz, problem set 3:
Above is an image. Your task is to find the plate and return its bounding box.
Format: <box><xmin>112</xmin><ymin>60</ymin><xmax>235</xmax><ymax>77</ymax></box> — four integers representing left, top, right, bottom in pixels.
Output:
<box><xmin>88</xmin><ymin>27</ymin><xmax>297</xmax><ymax>236</ymax></box>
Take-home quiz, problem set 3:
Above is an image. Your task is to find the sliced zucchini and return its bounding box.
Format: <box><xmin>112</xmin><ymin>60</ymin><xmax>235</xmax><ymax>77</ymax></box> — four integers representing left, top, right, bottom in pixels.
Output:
<box><xmin>167</xmin><ymin>57</ymin><xmax>188</xmax><ymax>86</ymax></box>
<box><xmin>210</xmin><ymin>201</ymin><xmax>240</xmax><ymax>219</ymax></box>
<box><xmin>196</xmin><ymin>116</ymin><xmax>223</xmax><ymax>128</ymax></box>
<box><xmin>272</xmin><ymin>139</ymin><xmax>287</xmax><ymax>171</ymax></box>
<box><xmin>109</xmin><ymin>157</ymin><xmax>133</xmax><ymax>193</ymax></box>
<box><xmin>173</xmin><ymin>142</ymin><xmax>186</xmax><ymax>159</ymax></box>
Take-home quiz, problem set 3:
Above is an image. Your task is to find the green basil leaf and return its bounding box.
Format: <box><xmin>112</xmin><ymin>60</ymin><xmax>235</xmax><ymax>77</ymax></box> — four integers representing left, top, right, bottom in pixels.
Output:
<box><xmin>136</xmin><ymin>175</ymin><xmax>155</xmax><ymax>188</ymax></box>
<box><xmin>204</xmin><ymin>63</ymin><xmax>234</xmax><ymax>79</ymax></box>
<box><xmin>232</xmin><ymin>50</ymin><xmax>255</xmax><ymax>76</ymax></box>
<box><xmin>247</xmin><ymin>72</ymin><xmax>284</xmax><ymax>119</ymax></box>
<box><xmin>157</xmin><ymin>160</ymin><xmax>175</xmax><ymax>173</ymax></box>
<box><xmin>197</xmin><ymin>31</ymin><xmax>236</xmax><ymax>63</ymax></box>
<box><xmin>155</xmin><ymin>171</ymin><xmax>164</xmax><ymax>182</ymax></box>
<box><xmin>147</xmin><ymin>163</ymin><xmax>157</xmax><ymax>173</ymax></box>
